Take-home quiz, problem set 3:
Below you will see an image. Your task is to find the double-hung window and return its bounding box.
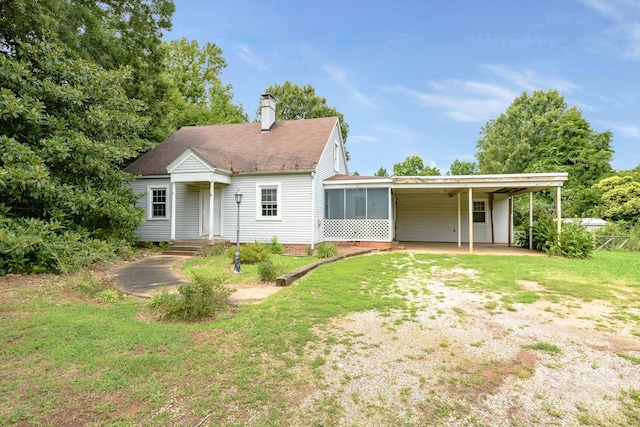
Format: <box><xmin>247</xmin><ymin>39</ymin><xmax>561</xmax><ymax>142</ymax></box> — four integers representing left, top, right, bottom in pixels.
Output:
<box><xmin>256</xmin><ymin>183</ymin><xmax>281</xmax><ymax>220</ymax></box>
<box><xmin>473</xmin><ymin>200</ymin><xmax>486</xmax><ymax>223</ymax></box>
<box><xmin>148</xmin><ymin>186</ymin><xmax>169</xmax><ymax>220</ymax></box>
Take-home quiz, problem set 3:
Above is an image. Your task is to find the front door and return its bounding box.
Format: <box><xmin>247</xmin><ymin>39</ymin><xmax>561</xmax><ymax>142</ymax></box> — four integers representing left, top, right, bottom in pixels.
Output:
<box><xmin>199</xmin><ymin>188</ymin><xmax>222</xmax><ymax>237</ymax></box>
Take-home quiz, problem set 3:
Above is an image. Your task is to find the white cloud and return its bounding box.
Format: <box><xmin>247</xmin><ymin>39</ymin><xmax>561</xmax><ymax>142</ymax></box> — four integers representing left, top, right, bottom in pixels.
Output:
<box><xmin>603</xmin><ymin>122</ymin><xmax>640</xmax><ymax>138</ymax></box>
<box><xmin>392</xmin><ymin>80</ymin><xmax>516</xmax><ymax>123</ymax></box>
<box><xmin>349</xmin><ymin>135</ymin><xmax>380</xmax><ymax>144</ymax></box>
<box><xmin>324</xmin><ymin>64</ymin><xmax>376</xmax><ymax>107</ymax></box>
<box><xmin>483</xmin><ymin>65</ymin><xmax>581</xmax><ymax>94</ymax></box>
<box><xmin>580</xmin><ymin>0</ymin><xmax>640</xmax><ymax>61</ymax></box>
<box><xmin>237</xmin><ymin>45</ymin><xmax>268</xmax><ymax>71</ymax></box>
<box><xmin>391</xmin><ymin>65</ymin><xmax>581</xmax><ymax>123</ymax></box>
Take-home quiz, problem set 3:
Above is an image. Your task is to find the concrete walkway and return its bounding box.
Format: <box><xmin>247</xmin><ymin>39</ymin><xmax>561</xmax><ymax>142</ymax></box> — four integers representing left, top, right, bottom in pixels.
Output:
<box><xmin>113</xmin><ymin>255</ymin><xmax>281</xmax><ymax>304</ymax></box>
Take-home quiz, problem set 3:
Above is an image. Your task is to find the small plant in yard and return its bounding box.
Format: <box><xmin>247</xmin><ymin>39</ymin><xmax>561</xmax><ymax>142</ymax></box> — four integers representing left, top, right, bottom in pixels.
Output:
<box><xmin>145</xmin><ymin>241</ymin><xmax>168</xmax><ymax>253</ymax></box>
<box><xmin>149</xmin><ymin>272</ymin><xmax>234</xmax><ymax>320</ymax></box>
<box><xmin>208</xmin><ymin>244</ymin><xmax>228</xmax><ymax>256</ymax></box>
<box><xmin>269</xmin><ymin>236</ymin><xmax>284</xmax><ymax>254</ymax></box>
<box><xmin>316</xmin><ymin>242</ymin><xmax>339</xmax><ymax>259</ymax></box>
<box><xmin>257</xmin><ymin>257</ymin><xmax>283</xmax><ymax>281</ymax></box>
<box><xmin>226</xmin><ymin>241</ymin><xmax>270</xmax><ymax>264</ymax></box>
<box><xmin>529</xmin><ymin>215</ymin><xmax>594</xmax><ymax>258</ymax></box>
<box><xmin>523</xmin><ymin>341</ymin><xmax>563</xmax><ymax>355</ymax></box>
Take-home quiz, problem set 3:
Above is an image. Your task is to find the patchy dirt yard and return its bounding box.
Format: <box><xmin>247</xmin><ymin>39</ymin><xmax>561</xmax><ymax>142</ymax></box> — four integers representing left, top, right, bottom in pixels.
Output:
<box><xmin>293</xmin><ymin>255</ymin><xmax>640</xmax><ymax>426</ymax></box>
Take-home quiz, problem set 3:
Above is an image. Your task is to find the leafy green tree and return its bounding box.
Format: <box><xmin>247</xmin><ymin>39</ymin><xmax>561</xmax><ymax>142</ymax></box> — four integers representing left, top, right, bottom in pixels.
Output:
<box><xmin>393</xmin><ymin>156</ymin><xmax>440</xmax><ymax>176</ymax></box>
<box><xmin>593</xmin><ymin>172</ymin><xmax>640</xmax><ymax>227</ymax></box>
<box><xmin>373</xmin><ymin>167</ymin><xmax>389</xmax><ymax>177</ymax></box>
<box><xmin>447</xmin><ymin>159</ymin><xmax>479</xmax><ymax>176</ymax></box>
<box><xmin>0</xmin><ymin>0</ymin><xmax>175</xmax><ymax>142</ymax></box>
<box><xmin>476</xmin><ymin>90</ymin><xmax>613</xmax><ymax>217</ymax></box>
<box><xmin>261</xmin><ymin>81</ymin><xmax>350</xmax><ymax>158</ymax></box>
<box><xmin>162</xmin><ymin>38</ymin><xmax>247</xmax><ymax>130</ymax></box>
<box><xmin>0</xmin><ymin>38</ymin><xmax>149</xmax><ymax>272</ymax></box>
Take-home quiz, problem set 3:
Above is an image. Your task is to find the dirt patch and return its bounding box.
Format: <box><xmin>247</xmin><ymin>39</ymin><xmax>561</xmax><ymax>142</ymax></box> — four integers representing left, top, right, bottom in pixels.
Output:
<box><xmin>294</xmin><ymin>264</ymin><xmax>640</xmax><ymax>426</ymax></box>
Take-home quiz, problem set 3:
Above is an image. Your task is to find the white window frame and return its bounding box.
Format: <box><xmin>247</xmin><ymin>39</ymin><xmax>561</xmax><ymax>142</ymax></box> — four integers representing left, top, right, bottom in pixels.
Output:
<box><xmin>472</xmin><ymin>199</ymin><xmax>487</xmax><ymax>224</ymax></box>
<box><xmin>255</xmin><ymin>182</ymin><xmax>281</xmax><ymax>221</ymax></box>
<box><xmin>147</xmin><ymin>185</ymin><xmax>170</xmax><ymax>220</ymax></box>
<box><xmin>333</xmin><ymin>140</ymin><xmax>340</xmax><ymax>172</ymax></box>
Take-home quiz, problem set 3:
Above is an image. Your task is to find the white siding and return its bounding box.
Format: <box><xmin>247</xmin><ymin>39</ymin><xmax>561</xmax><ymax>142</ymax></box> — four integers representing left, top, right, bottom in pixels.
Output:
<box><xmin>172</xmin><ymin>154</ymin><xmax>211</xmax><ymax>173</ymax></box>
<box><xmin>130</xmin><ymin>177</ymin><xmax>172</xmax><ymax>241</ymax></box>
<box><xmin>223</xmin><ymin>174</ymin><xmax>313</xmax><ymax>244</ymax></box>
<box><xmin>313</xmin><ymin>123</ymin><xmax>347</xmax><ymax>244</ymax></box>
<box><xmin>395</xmin><ymin>192</ymin><xmax>510</xmax><ymax>243</ymax></box>
<box><xmin>130</xmin><ymin>178</ymin><xmax>203</xmax><ymax>241</ymax></box>
<box><xmin>174</xmin><ymin>183</ymin><xmax>200</xmax><ymax>239</ymax></box>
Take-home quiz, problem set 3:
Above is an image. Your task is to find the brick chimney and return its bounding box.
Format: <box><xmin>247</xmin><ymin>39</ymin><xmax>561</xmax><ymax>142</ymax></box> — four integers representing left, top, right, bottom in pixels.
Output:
<box><xmin>260</xmin><ymin>93</ymin><xmax>276</xmax><ymax>131</ymax></box>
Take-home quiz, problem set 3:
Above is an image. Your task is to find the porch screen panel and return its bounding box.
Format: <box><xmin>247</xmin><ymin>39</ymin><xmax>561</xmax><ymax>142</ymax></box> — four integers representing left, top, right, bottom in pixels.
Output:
<box><xmin>366</xmin><ymin>188</ymin><xmax>389</xmax><ymax>219</ymax></box>
<box><xmin>346</xmin><ymin>189</ymin><xmax>366</xmax><ymax>219</ymax></box>
<box><xmin>325</xmin><ymin>189</ymin><xmax>345</xmax><ymax>219</ymax></box>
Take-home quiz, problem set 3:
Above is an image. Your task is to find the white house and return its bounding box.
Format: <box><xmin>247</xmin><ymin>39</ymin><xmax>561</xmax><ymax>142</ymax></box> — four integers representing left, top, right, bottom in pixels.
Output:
<box><xmin>126</xmin><ymin>94</ymin><xmax>568</xmax><ymax>253</ymax></box>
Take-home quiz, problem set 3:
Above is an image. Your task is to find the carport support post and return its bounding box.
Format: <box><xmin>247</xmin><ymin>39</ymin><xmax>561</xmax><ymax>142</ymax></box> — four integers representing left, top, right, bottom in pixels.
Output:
<box><xmin>529</xmin><ymin>192</ymin><xmax>533</xmax><ymax>250</ymax></box>
<box><xmin>457</xmin><ymin>193</ymin><xmax>461</xmax><ymax>248</ymax></box>
<box><xmin>468</xmin><ymin>188</ymin><xmax>473</xmax><ymax>253</ymax></box>
<box><xmin>557</xmin><ymin>186</ymin><xmax>562</xmax><ymax>246</ymax></box>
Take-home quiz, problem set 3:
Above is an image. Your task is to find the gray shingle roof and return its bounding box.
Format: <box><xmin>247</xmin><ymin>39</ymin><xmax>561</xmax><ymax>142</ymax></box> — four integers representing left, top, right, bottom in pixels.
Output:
<box><xmin>125</xmin><ymin>117</ymin><xmax>339</xmax><ymax>175</ymax></box>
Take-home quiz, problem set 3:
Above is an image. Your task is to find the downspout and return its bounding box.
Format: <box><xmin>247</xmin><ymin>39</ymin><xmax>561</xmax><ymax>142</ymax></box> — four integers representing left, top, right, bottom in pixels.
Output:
<box><xmin>310</xmin><ymin>172</ymin><xmax>316</xmax><ymax>250</ymax></box>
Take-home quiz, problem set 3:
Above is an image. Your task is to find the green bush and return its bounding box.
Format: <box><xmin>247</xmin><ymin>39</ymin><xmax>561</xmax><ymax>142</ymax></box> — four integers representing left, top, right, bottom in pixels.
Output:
<box><xmin>149</xmin><ymin>272</ymin><xmax>233</xmax><ymax>321</ymax></box>
<box><xmin>316</xmin><ymin>242</ymin><xmax>339</xmax><ymax>259</ymax></box>
<box><xmin>257</xmin><ymin>257</ymin><xmax>283</xmax><ymax>281</ymax></box>
<box><xmin>0</xmin><ymin>216</ymin><xmax>134</xmax><ymax>275</ymax></box>
<box><xmin>529</xmin><ymin>215</ymin><xmax>593</xmax><ymax>258</ymax></box>
<box><xmin>269</xmin><ymin>236</ymin><xmax>284</xmax><ymax>254</ymax></box>
<box><xmin>226</xmin><ymin>241</ymin><xmax>271</xmax><ymax>264</ymax></box>
<box><xmin>208</xmin><ymin>244</ymin><xmax>228</xmax><ymax>256</ymax></box>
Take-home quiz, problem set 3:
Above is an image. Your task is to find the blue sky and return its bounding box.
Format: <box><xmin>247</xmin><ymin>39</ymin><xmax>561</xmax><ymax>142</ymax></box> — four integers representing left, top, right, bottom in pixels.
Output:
<box><xmin>167</xmin><ymin>0</ymin><xmax>640</xmax><ymax>175</ymax></box>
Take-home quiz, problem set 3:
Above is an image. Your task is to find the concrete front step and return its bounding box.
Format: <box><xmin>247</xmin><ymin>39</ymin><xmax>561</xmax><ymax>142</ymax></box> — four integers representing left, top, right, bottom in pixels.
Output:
<box><xmin>164</xmin><ymin>239</ymin><xmax>229</xmax><ymax>256</ymax></box>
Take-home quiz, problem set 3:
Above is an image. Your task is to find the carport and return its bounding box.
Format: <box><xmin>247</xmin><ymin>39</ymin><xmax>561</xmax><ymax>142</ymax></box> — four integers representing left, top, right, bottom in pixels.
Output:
<box><xmin>324</xmin><ymin>173</ymin><xmax>569</xmax><ymax>253</ymax></box>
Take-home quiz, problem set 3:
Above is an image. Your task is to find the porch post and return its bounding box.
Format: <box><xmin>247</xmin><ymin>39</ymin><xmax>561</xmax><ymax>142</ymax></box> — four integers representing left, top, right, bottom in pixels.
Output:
<box><xmin>468</xmin><ymin>188</ymin><xmax>473</xmax><ymax>253</ymax></box>
<box><xmin>388</xmin><ymin>187</ymin><xmax>393</xmax><ymax>242</ymax></box>
<box><xmin>556</xmin><ymin>186</ymin><xmax>562</xmax><ymax>241</ymax></box>
<box><xmin>457</xmin><ymin>193</ymin><xmax>461</xmax><ymax>248</ymax></box>
<box><xmin>508</xmin><ymin>196</ymin><xmax>513</xmax><ymax>247</ymax></box>
<box><xmin>209</xmin><ymin>180</ymin><xmax>214</xmax><ymax>241</ymax></box>
<box><xmin>529</xmin><ymin>192</ymin><xmax>533</xmax><ymax>250</ymax></box>
<box><xmin>170</xmin><ymin>181</ymin><xmax>176</xmax><ymax>241</ymax></box>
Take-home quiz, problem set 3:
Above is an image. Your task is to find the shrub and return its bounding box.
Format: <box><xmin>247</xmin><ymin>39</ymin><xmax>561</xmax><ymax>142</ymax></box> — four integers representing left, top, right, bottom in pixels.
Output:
<box><xmin>316</xmin><ymin>242</ymin><xmax>339</xmax><ymax>259</ymax></box>
<box><xmin>149</xmin><ymin>272</ymin><xmax>234</xmax><ymax>321</ymax></box>
<box><xmin>208</xmin><ymin>244</ymin><xmax>228</xmax><ymax>256</ymax></box>
<box><xmin>257</xmin><ymin>257</ymin><xmax>283</xmax><ymax>281</ymax></box>
<box><xmin>529</xmin><ymin>215</ymin><xmax>593</xmax><ymax>258</ymax></box>
<box><xmin>269</xmin><ymin>236</ymin><xmax>284</xmax><ymax>254</ymax></box>
<box><xmin>226</xmin><ymin>241</ymin><xmax>271</xmax><ymax>264</ymax></box>
<box><xmin>0</xmin><ymin>216</ymin><xmax>133</xmax><ymax>275</ymax></box>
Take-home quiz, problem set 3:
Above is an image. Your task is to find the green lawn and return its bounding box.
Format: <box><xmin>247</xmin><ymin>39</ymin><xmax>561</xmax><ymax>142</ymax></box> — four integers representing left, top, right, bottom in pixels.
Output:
<box><xmin>1</xmin><ymin>250</ymin><xmax>638</xmax><ymax>425</ymax></box>
<box><xmin>180</xmin><ymin>253</ymin><xmax>317</xmax><ymax>285</ymax></box>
